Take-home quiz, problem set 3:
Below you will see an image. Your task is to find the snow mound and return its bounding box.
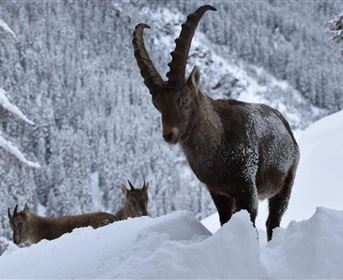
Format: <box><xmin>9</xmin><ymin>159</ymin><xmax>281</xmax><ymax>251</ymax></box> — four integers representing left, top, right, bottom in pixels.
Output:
<box><xmin>266</xmin><ymin>207</ymin><xmax>343</xmax><ymax>278</ymax></box>
<box><xmin>1</xmin><ymin>209</ymin><xmax>343</xmax><ymax>278</ymax></box>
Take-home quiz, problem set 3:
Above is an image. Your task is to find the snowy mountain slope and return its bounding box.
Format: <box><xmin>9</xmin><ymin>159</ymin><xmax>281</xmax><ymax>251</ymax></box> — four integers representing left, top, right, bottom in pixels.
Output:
<box><xmin>202</xmin><ymin>109</ymin><xmax>343</xmax><ymax>233</ymax></box>
<box><xmin>283</xmin><ymin>109</ymin><xmax>343</xmax><ymax>225</ymax></box>
<box><xmin>1</xmin><ymin>209</ymin><xmax>343</xmax><ymax>278</ymax></box>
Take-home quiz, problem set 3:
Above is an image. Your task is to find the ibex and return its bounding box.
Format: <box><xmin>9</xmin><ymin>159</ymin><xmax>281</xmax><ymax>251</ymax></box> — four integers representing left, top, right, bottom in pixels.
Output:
<box><xmin>8</xmin><ymin>204</ymin><xmax>117</xmax><ymax>245</ymax></box>
<box><xmin>115</xmin><ymin>180</ymin><xmax>149</xmax><ymax>220</ymax></box>
<box><xmin>132</xmin><ymin>5</ymin><xmax>299</xmax><ymax>240</ymax></box>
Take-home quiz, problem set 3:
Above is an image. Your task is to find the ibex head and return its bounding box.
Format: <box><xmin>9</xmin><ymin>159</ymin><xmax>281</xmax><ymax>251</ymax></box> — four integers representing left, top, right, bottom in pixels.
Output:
<box><xmin>8</xmin><ymin>204</ymin><xmax>30</xmax><ymax>245</ymax></box>
<box><xmin>122</xmin><ymin>180</ymin><xmax>149</xmax><ymax>217</ymax></box>
<box><xmin>132</xmin><ymin>5</ymin><xmax>216</xmax><ymax>144</ymax></box>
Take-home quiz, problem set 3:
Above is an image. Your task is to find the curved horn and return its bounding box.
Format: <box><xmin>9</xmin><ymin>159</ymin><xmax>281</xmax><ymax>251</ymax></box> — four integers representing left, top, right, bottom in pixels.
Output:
<box><xmin>132</xmin><ymin>24</ymin><xmax>164</xmax><ymax>95</ymax></box>
<box><xmin>8</xmin><ymin>208</ymin><xmax>12</xmax><ymax>219</ymax></box>
<box><xmin>13</xmin><ymin>204</ymin><xmax>18</xmax><ymax>215</ymax></box>
<box><xmin>166</xmin><ymin>5</ymin><xmax>216</xmax><ymax>88</ymax></box>
<box><xmin>128</xmin><ymin>180</ymin><xmax>135</xmax><ymax>190</ymax></box>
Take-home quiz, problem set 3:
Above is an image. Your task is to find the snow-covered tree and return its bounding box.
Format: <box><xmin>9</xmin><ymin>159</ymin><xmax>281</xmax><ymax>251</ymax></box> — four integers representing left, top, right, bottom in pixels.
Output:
<box><xmin>0</xmin><ymin>20</ymin><xmax>38</xmax><ymax>168</ymax></box>
<box><xmin>328</xmin><ymin>13</ymin><xmax>343</xmax><ymax>55</ymax></box>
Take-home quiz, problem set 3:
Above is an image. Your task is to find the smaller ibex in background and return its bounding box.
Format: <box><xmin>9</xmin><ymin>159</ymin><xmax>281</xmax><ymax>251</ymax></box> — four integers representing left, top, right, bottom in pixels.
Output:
<box><xmin>115</xmin><ymin>180</ymin><xmax>149</xmax><ymax>220</ymax></box>
<box><xmin>8</xmin><ymin>204</ymin><xmax>117</xmax><ymax>245</ymax></box>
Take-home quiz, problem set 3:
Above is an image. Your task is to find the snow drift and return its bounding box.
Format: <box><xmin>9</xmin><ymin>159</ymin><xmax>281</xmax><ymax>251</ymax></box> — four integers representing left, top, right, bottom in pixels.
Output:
<box><xmin>0</xmin><ymin>209</ymin><xmax>343</xmax><ymax>278</ymax></box>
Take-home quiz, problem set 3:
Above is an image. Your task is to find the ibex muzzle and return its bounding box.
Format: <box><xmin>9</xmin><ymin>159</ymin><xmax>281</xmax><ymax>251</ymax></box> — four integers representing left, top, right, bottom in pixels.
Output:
<box><xmin>132</xmin><ymin>5</ymin><xmax>300</xmax><ymax>241</ymax></box>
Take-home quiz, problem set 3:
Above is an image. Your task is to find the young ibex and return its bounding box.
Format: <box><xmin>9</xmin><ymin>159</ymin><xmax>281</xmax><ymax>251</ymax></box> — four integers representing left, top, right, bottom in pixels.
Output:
<box><xmin>115</xmin><ymin>180</ymin><xmax>149</xmax><ymax>220</ymax></box>
<box><xmin>8</xmin><ymin>204</ymin><xmax>117</xmax><ymax>245</ymax></box>
<box><xmin>132</xmin><ymin>5</ymin><xmax>299</xmax><ymax>240</ymax></box>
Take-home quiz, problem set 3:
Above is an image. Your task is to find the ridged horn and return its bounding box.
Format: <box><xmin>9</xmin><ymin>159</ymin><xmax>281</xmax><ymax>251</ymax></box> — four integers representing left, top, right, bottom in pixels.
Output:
<box><xmin>132</xmin><ymin>23</ymin><xmax>164</xmax><ymax>95</ymax></box>
<box><xmin>128</xmin><ymin>180</ymin><xmax>135</xmax><ymax>190</ymax></box>
<box><xmin>166</xmin><ymin>5</ymin><xmax>216</xmax><ymax>88</ymax></box>
<box><xmin>13</xmin><ymin>204</ymin><xmax>18</xmax><ymax>215</ymax></box>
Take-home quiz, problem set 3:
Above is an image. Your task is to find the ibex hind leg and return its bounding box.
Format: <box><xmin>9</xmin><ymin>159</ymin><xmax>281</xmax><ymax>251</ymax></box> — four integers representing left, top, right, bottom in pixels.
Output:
<box><xmin>234</xmin><ymin>181</ymin><xmax>258</xmax><ymax>227</ymax></box>
<box><xmin>209</xmin><ymin>191</ymin><xmax>235</xmax><ymax>225</ymax></box>
<box><xmin>266</xmin><ymin>164</ymin><xmax>297</xmax><ymax>241</ymax></box>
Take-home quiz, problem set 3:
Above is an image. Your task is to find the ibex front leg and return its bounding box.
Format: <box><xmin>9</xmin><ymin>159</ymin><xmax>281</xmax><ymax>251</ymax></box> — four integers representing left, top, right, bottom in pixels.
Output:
<box><xmin>209</xmin><ymin>191</ymin><xmax>236</xmax><ymax>225</ymax></box>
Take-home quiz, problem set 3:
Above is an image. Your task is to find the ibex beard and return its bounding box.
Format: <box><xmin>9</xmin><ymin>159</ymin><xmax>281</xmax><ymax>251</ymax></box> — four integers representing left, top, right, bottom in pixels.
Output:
<box><xmin>132</xmin><ymin>5</ymin><xmax>299</xmax><ymax>241</ymax></box>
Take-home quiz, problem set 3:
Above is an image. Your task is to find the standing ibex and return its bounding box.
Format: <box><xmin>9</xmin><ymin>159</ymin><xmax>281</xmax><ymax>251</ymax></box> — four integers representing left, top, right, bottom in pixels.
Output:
<box><xmin>115</xmin><ymin>180</ymin><xmax>149</xmax><ymax>220</ymax></box>
<box><xmin>132</xmin><ymin>5</ymin><xmax>299</xmax><ymax>240</ymax></box>
<box><xmin>8</xmin><ymin>204</ymin><xmax>117</xmax><ymax>245</ymax></box>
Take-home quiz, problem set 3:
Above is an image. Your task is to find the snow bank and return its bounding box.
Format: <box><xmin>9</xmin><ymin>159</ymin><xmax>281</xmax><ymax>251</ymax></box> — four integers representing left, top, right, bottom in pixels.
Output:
<box><xmin>1</xmin><ymin>209</ymin><xmax>342</xmax><ymax>278</ymax></box>
<box><xmin>266</xmin><ymin>207</ymin><xmax>343</xmax><ymax>278</ymax></box>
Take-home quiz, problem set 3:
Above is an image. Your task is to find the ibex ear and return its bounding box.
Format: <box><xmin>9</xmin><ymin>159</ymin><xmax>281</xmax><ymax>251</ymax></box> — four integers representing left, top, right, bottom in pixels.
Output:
<box><xmin>143</xmin><ymin>182</ymin><xmax>149</xmax><ymax>192</ymax></box>
<box><xmin>24</xmin><ymin>203</ymin><xmax>29</xmax><ymax>213</ymax></box>
<box><xmin>8</xmin><ymin>208</ymin><xmax>12</xmax><ymax>220</ymax></box>
<box><xmin>187</xmin><ymin>66</ymin><xmax>200</xmax><ymax>90</ymax></box>
<box><xmin>121</xmin><ymin>185</ymin><xmax>128</xmax><ymax>196</ymax></box>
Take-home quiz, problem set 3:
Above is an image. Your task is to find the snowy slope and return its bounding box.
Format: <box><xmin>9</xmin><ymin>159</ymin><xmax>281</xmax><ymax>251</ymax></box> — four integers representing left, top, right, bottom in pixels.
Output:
<box><xmin>1</xmin><ymin>209</ymin><xmax>343</xmax><ymax>278</ymax></box>
<box><xmin>202</xmin><ymin>110</ymin><xmax>343</xmax><ymax>233</ymax></box>
<box><xmin>283</xmin><ymin>109</ymin><xmax>343</xmax><ymax>225</ymax></box>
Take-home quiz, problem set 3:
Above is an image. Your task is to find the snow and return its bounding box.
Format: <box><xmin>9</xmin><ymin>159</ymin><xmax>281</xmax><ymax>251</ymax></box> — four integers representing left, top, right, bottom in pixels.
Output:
<box><xmin>0</xmin><ymin>19</ymin><xmax>16</xmax><ymax>38</ymax></box>
<box><xmin>0</xmin><ymin>132</ymin><xmax>40</xmax><ymax>168</ymax></box>
<box><xmin>0</xmin><ymin>88</ymin><xmax>34</xmax><ymax>125</ymax></box>
<box><xmin>283</xmin><ymin>109</ymin><xmax>343</xmax><ymax>225</ymax></box>
<box><xmin>90</xmin><ymin>172</ymin><xmax>104</xmax><ymax>211</ymax></box>
<box><xmin>0</xmin><ymin>88</ymin><xmax>39</xmax><ymax>167</ymax></box>
<box><xmin>1</xmin><ymin>209</ymin><xmax>343</xmax><ymax>278</ymax></box>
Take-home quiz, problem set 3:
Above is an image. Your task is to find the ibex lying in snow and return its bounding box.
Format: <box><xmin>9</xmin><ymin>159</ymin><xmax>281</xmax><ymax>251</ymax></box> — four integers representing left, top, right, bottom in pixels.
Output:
<box><xmin>132</xmin><ymin>5</ymin><xmax>299</xmax><ymax>240</ymax></box>
<box><xmin>115</xmin><ymin>180</ymin><xmax>149</xmax><ymax>220</ymax></box>
<box><xmin>8</xmin><ymin>204</ymin><xmax>116</xmax><ymax>245</ymax></box>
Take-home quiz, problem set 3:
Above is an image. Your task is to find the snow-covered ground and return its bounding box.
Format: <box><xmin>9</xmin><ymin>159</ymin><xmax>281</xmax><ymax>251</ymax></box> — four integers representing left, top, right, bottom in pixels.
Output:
<box><xmin>1</xmin><ymin>209</ymin><xmax>343</xmax><ymax>278</ymax></box>
<box><xmin>0</xmin><ymin>110</ymin><xmax>342</xmax><ymax>278</ymax></box>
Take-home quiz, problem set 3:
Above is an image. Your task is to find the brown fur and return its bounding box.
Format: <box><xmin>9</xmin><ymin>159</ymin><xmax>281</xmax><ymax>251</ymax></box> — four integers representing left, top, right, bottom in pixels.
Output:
<box><xmin>115</xmin><ymin>181</ymin><xmax>149</xmax><ymax>220</ymax></box>
<box><xmin>133</xmin><ymin>5</ymin><xmax>300</xmax><ymax>241</ymax></box>
<box><xmin>8</xmin><ymin>204</ymin><xmax>116</xmax><ymax>245</ymax></box>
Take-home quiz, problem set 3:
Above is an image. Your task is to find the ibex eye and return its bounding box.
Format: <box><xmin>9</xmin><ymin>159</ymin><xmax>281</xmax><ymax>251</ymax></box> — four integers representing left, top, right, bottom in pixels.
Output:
<box><xmin>180</xmin><ymin>97</ymin><xmax>190</xmax><ymax>107</ymax></box>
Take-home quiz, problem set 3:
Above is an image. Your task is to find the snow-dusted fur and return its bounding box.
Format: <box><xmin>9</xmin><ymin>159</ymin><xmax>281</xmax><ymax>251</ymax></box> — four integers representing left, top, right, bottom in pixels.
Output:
<box><xmin>8</xmin><ymin>205</ymin><xmax>116</xmax><ymax>245</ymax></box>
<box><xmin>133</xmin><ymin>6</ymin><xmax>299</xmax><ymax>240</ymax></box>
